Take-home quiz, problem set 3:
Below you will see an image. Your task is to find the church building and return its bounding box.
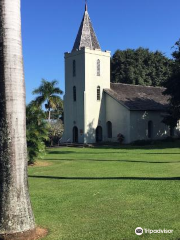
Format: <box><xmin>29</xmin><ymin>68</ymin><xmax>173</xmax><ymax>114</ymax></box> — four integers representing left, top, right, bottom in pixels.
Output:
<box><xmin>62</xmin><ymin>4</ymin><xmax>180</xmax><ymax>144</ymax></box>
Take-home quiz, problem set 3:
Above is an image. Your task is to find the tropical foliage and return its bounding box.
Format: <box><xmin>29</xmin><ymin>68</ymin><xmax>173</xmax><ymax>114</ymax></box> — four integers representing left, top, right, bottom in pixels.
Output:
<box><xmin>32</xmin><ymin>79</ymin><xmax>63</xmax><ymax>121</ymax></box>
<box><xmin>48</xmin><ymin>120</ymin><xmax>64</xmax><ymax>146</ymax></box>
<box><xmin>27</xmin><ymin>79</ymin><xmax>64</xmax><ymax>163</ymax></box>
<box><xmin>26</xmin><ymin>102</ymin><xmax>49</xmax><ymax>164</ymax></box>
<box><xmin>163</xmin><ymin>39</ymin><xmax>180</xmax><ymax>128</ymax></box>
<box><xmin>111</xmin><ymin>48</ymin><xmax>173</xmax><ymax>86</ymax></box>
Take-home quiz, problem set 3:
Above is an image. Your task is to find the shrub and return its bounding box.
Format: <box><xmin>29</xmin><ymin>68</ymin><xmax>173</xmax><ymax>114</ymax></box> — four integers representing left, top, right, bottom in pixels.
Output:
<box><xmin>117</xmin><ymin>133</ymin><xmax>125</xmax><ymax>143</ymax></box>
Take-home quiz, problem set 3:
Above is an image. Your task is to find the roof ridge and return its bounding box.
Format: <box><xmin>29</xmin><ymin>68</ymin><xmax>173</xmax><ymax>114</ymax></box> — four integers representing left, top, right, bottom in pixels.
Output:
<box><xmin>86</xmin><ymin>12</ymin><xmax>93</xmax><ymax>49</ymax></box>
<box><xmin>79</xmin><ymin>11</ymin><xmax>87</xmax><ymax>49</ymax></box>
<box><xmin>111</xmin><ymin>82</ymin><xmax>165</xmax><ymax>89</ymax></box>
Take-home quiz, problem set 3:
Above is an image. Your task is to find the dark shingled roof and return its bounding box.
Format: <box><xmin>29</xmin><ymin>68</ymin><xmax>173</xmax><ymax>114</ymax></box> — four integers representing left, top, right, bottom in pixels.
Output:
<box><xmin>104</xmin><ymin>83</ymin><xmax>169</xmax><ymax>111</ymax></box>
<box><xmin>72</xmin><ymin>4</ymin><xmax>101</xmax><ymax>52</ymax></box>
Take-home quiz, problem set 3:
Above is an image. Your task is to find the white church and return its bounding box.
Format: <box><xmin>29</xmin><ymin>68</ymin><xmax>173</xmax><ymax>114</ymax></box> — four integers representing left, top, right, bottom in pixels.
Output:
<box><xmin>62</xmin><ymin>4</ymin><xmax>180</xmax><ymax>144</ymax></box>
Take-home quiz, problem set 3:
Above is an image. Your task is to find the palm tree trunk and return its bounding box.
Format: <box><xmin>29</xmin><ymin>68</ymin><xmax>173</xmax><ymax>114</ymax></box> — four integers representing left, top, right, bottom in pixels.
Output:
<box><xmin>0</xmin><ymin>0</ymin><xmax>35</xmax><ymax>237</ymax></box>
<box><xmin>48</xmin><ymin>108</ymin><xmax>51</xmax><ymax>122</ymax></box>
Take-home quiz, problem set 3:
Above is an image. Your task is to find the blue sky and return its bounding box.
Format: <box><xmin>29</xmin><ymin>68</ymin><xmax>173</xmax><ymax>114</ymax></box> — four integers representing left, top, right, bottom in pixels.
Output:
<box><xmin>21</xmin><ymin>0</ymin><xmax>180</xmax><ymax>103</ymax></box>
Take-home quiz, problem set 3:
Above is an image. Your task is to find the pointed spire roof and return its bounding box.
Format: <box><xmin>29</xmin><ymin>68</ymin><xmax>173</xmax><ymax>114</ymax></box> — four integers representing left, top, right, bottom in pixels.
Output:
<box><xmin>72</xmin><ymin>4</ymin><xmax>101</xmax><ymax>52</ymax></box>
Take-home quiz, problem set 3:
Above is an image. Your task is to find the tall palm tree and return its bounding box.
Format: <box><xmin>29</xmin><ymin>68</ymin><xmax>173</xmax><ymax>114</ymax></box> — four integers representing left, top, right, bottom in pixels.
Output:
<box><xmin>0</xmin><ymin>0</ymin><xmax>35</xmax><ymax>238</ymax></box>
<box><xmin>33</xmin><ymin>79</ymin><xmax>63</xmax><ymax>121</ymax></box>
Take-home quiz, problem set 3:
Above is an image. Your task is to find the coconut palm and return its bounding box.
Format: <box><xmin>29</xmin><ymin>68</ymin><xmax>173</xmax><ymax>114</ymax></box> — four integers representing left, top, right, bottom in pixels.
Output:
<box><xmin>0</xmin><ymin>0</ymin><xmax>35</xmax><ymax>238</ymax></box>
<box><xmin>33</xmin><ymin>79</ymin><xmax>63</xmax><ymax>121</ymax></box>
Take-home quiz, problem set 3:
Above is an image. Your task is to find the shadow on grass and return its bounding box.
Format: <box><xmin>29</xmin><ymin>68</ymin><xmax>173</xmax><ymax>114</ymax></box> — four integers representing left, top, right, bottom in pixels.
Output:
<box><xmin>44</xmin><ymin>159</ymin><xmax>180</xmax><ymax>164</ymax></box>
<box><xmin>143</xmin><ymin>153</ymin><xmax>180</xmax><ymax>155</ymax></box>
<box><xmin>48</xmin><ymin>151</ymin><xmax>75</xmax><ymax>154</ymax></box>
<box><xmin>46</xmin><ymin>151</ymin><xmax>180</xmax><ymax>156</ymax></box>
<box><xmin>47</xmin><ymin>141</ymin><xmax>180</xmax><ymax>153</ymax></box>
<box><xmin>46</xmin><ymin>151</ymin><xmax>129</xmax><ymax>155</ymax></box>
<box><xmin>93</xmin><ymin>144</ymin><xmax>180</xmax><ymax>150</ymax></box>
<box><xmin>29</xmin><ymin>175</ymin><xmax>180</xmax><ymax>181</ymax></box>
<box><xmin>88</xmin><ymin>140</ymin><xmax>180</xmax><ymax>150</ymax></box>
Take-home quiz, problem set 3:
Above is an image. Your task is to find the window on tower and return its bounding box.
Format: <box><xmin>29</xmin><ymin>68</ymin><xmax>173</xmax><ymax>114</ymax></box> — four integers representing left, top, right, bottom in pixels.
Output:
<box><xmin>73</xmin><ymin>86</ymin><xmax>76</xmax><ymax>101</ymax></box>
<box><xmin>97</xmin><ymin>59</ymin><xmax>100</xmax><ymax>76</ymax></box>
<box><xmin>73</xmin><ymin>60</ymin><xmax>76</xmax><ymax>77</ymax></box>
<box><xmin>97</xmin><ymin>86</ymin><xmax>100</xmax><ymax>100</ymax></box>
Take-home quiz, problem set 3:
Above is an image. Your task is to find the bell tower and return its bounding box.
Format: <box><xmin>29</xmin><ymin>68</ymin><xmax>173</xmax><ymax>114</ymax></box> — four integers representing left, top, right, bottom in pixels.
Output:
<box><xmin>63</xmin><ymin>3</ymin><xmax>111</xmax><ymax>143</ymax></box>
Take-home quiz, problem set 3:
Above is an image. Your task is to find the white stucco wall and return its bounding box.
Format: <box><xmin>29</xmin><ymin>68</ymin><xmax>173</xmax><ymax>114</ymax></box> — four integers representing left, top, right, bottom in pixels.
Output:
<box><xmin>105</xmin><ymin>94</ymin><xmax>130</xmax><ymax>143</ymax></box>
<box><xmin>130</xmin><ymin>111</ymin><xmax>170</xmax><ymax>142</ymax></box>
<box><xmin>84</xmin><ymin>48</ymin><xmax>111</xmax><ymax>143</ymax></box>
<box><xmin>105</xmin><ymin>94</ymin><xmax>177</xmax><ymax>144</ymax></box>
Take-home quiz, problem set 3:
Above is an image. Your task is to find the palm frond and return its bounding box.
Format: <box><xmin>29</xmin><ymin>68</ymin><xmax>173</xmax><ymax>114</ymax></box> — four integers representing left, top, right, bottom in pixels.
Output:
<box><xmin>34</xmin><ymin>96</ymin><xmax>46</xmax><ymax>106</ymax></box>
<box><xmin>49</xmin><ymin>96</ymin><xmax>63</xmax><ymax>109</ymax></box>
<box><xmin>52</xmin><ymin>87</ymin><xmax>63</xmax><ymax>95</ymax></box>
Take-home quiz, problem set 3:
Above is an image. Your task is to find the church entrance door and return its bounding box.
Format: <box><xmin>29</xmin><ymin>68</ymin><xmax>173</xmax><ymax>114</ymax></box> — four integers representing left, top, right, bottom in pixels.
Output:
<box><xmin>96</xmin><ymin>126</ymin><xmax>103</xmax><ymax>142</ymax></box>
<box><xmin>73</xmin><ymin>126</ymin><xmax>78</xmax><ymax>143</ymax></box>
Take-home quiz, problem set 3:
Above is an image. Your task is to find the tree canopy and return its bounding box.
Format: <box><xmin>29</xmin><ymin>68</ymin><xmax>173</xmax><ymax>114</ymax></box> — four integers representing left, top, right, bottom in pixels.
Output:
<box><xmin>111</xmin><ymin>48</ymin><xmax>173</xmax><ymax>87</ymax></box>
<box><xmin>163</xmin><ymin>39</ymin><xmax>180</xmax><ymax>128</ymax></box>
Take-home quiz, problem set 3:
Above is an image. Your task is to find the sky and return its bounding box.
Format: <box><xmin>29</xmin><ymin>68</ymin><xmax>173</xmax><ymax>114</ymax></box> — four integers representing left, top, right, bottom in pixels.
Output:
<box><xmin>21</xmin><ymin>0</ymin><xmax>180</xmax><ymax>104</ymax></box>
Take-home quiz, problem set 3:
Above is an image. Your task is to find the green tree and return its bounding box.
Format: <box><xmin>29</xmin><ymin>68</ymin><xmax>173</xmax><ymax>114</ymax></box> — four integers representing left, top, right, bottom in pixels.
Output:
<box><xmin>111</xmin><ymin>48</ymin><xmax>173</xmax><ymax>86</ymax></box>
<box><xmin>33</xmin><ymin>79</ymin><xmax>63</xmax><ymax>121</ymax></box>
<box><xmin>48</xmin><ymin>120</ymin><xmax>64</xmax><ymax>146</ymax></box>
<box><xmin>26</xmin><ymin>102</ymin><xmax>49</xmax><ymax>165</ymax></box>
<box><xmin>163</xmin><ymin>39</ymin><xmax>180</xmax><ymax>128</ymax></box>
<box><xmin>46</xmin><ymin>97</ymin><xmax>63</xmax><ymax>120</ymax></box>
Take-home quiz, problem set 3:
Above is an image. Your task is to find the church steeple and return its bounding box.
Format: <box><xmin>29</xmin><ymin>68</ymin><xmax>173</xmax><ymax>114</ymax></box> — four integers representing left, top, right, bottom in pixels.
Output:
<box><xmin>85</xmin><ymin>2</ymin><xmax>88</xmax><ymax>12</ymax></box>
<box><xmin>72</xmin><ymin>3</ymin><xmax>101</xmax><ymax>52</ymax></box>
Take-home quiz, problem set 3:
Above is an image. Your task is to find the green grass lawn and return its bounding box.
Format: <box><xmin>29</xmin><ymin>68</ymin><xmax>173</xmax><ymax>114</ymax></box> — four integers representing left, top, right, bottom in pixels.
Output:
<box><xmin>28</xmin><ymin>141</ymin><xmax>180</xmax><ymax>240</ymax></box>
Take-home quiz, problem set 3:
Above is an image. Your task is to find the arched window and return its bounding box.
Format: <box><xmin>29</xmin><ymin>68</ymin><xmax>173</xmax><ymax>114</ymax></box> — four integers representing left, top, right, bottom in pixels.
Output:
<box><xmin>73</xmin><ymin>86</ymin><xmax>76</xmax><ymax>101</ymax></box>
<box><xmin>148</xmin><ymin>121</ymin><xmax>153</xmax><ymax>138</ymax></box>
<box><xmin>170</xmin><ymin>127</ymin><xmax>175</xmax><ymax>137</ymax></box>
<box><xmin>73</xmin><ymin>126</ymin><xmax>78</xmax><ymax>143</ymax></box>
<box><xmin>97</xmin><ymin>59</ymin><xmax>100</xmax><ymax>76</ymax></box>
<box><xmin>107</xmin><ymin>121</ymin><xmax>112</xmax><ymax>138</ymax></box>
<box><xmin>96</xmin><ymin>126</ymin><xmax>103</xmax><ymax>142</ymax></box>
<box><xmin>97</xmin><ymin>86</ymin><xmax>100</xmax><ymax>100</ymax></box>
<box><xmin>73</xmin><ymin>60</ymin><xmax>76</xmax><ymax>77</ymax></box>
